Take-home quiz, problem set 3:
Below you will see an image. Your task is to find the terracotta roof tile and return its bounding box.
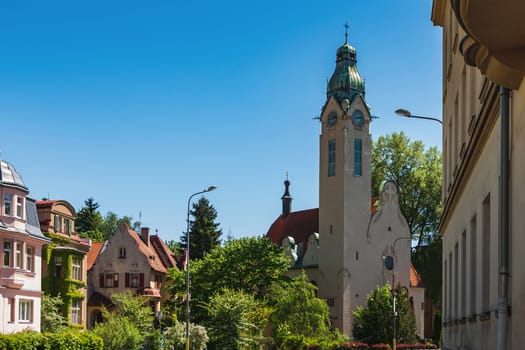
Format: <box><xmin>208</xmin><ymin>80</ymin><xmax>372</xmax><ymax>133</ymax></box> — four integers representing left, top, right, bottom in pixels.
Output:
<box><xmin>150</xmin><ymin>235</ymin><xmax>178</xmax><ymax>270</ymax></box>
<box><xmin>36</xmin><ymin>200</ymin><xmax>57</xmax><ymax>208</ymax></box>
<box><xmin>267</xmin><ymin>208</ymin><xmax>319</xmax><ymax>255</ymax></box>
<box><xmin>126</xmin><ymin>226</ymin><xmax>167</xmax><ymax>273</ymax></box>
<box><xmin>410</xmin><ymin>263</ymin><xmax>424</xmax><ymax>288</ymax></box>
<box><xmin>87</xmin><ymin>242</ymin><xmax>105</xmax><ymax>270</ymax></box>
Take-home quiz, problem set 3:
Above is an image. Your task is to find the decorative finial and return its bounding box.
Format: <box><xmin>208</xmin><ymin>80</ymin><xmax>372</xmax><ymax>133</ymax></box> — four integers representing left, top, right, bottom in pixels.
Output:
<box><xmin>344</xmin><ymin>22</ymin><xmax>349</xmax><ymax>43</ymax></box>
<box><xmin>286</xmin><ymin>171</ymin><xmax>289</xmax><ymax>181</ymax></box>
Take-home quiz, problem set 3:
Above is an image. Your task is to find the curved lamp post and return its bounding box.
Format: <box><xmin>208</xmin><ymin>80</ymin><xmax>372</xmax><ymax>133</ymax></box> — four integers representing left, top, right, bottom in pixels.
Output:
<box><xmin>186</xmin><ymin>185</ymin><xmax>217</xmax><ymax>350</ymax></box>
<box><xmin>395</xmin><ymin>108</ymin><xmax>443</xmax><ymax>125</ymax></box>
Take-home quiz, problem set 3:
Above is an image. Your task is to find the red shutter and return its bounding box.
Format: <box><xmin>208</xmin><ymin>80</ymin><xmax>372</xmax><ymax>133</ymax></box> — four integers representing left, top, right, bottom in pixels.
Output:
<box><xmin>99</xmin><ymin>273</ymin><xmax>104</xmax><ymax>288</ymax></box>
<box><xmin>114</xmin><ymin>273</ymin><xmax>119</xmax><ymax>288</ymax></box>
<box><xmin>125</xmin><ymin>273</ymin><xmax>130</xmax><ymax>288</ymax></box>
<box><xmin>139</xmin><ymin>273</ymin><xmax>144</xmax><ymax>288</ymax></box>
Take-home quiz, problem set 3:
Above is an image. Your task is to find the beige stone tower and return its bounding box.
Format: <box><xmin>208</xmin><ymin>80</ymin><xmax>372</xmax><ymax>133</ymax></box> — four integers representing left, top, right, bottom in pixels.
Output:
<box><xmin>317</xmin><ymin>37</ymin><xmax>372</xmax><ymax>334</ymax></box>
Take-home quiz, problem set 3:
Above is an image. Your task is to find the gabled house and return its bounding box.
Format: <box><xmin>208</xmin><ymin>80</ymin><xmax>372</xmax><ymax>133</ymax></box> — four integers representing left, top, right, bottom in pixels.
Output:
<box><xmin>0</xmin><ymin>160</ymin><xmax>50</xmax><ymax>333</ymax></box>
<box><xmin>36</xmin><ymin>199</ymin><xmax>90</xmax><ymax>329</ymax></box>
<box><xmin>86</xmin><ymin>224</ymin><xmax>178</xmax><ymax>328</ymax></box>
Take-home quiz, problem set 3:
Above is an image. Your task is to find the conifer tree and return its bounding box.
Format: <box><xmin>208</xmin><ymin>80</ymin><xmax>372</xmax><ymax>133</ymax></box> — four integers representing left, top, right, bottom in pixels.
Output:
<box><xmin>181</xmin><ymin>197</ymin><xmax>222</xmax><ymax>259</ymax></box>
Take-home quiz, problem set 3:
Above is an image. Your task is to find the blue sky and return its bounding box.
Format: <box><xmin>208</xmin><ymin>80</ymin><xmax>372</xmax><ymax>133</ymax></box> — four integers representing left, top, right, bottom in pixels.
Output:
<box><xmin>0</xmin><ymin>1</ymin><xmax>442</xmax><ymax>241</ymax></box>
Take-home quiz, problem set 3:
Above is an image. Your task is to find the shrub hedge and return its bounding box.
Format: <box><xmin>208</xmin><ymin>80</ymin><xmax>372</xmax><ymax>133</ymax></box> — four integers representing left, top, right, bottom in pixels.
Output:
<box><xmin>278</xmin><ymin>335</ymin><xmax>436</xmax><ymax>350</ymax></box>
<box><xmin>0</xmin><ymin>331</ymin><xmax>103</xmax><ymax>350</ymax></box>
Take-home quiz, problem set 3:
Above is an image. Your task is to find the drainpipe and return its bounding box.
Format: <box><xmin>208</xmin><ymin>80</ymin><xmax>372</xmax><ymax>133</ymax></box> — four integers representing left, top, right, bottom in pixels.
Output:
<box><xmin>497</xmin><ymin>86</ymin><xmax>510</xmax><ymax>350</ymax></box>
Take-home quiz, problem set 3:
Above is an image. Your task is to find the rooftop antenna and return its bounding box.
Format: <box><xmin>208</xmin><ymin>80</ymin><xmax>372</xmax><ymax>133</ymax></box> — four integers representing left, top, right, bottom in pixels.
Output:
<box><xmin>344</xmin><ymin>21</ymin><xmax>349</xmax><ymax>43</ymax></box>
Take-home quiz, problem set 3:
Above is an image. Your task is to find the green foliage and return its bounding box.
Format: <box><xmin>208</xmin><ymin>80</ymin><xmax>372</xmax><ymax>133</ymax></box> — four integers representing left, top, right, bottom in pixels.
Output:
<box><xmin>166</xmin><ymin>239</ymin><xmax>183</xmax><ymax>255</ymax></box>
<box><xmin>181</xmin><ymin>197</ymin><xmax>222</xmax><ymax>260</ymax></box>
<box><xmin>75</xmin><ymin>198</ymin><xmax>104</xmax><ymax>235</ymax></box>
<box><xmin>412</xmin><ymin>236</ymin><xmax>442</xmax><ymax>305</ymax></box>
<box><xmin>110</xmin><ymin>291</ymin><xmax>154</xmax><ymax>334</ymax></box>
<box><xmin>100</xmin><ymin>211</ymin><xmax>140</xmax><ymax>241</ymax></box>
<box><xmin>353</xmin><ymin>285</ymin><xmax>416</xmax><ymax>345</ymax></box>
<box><xmin>0</xmin><ymin>331</ymin><xmax>102</xmax><ymax>350</ymax></box>
<box><xmin>167</xmin><ymin>236</ymin><xmax>289</xmax><ymax>322</ymax></box>
<box><xmin>371</xmin><ymin>132</ymin><xmax>442</xmax><ymax>248</ymax></box>
<box><xmin>205</xmin><ymin>288</ymin><xmax>269</xmax><ymax>350</ymax></box>
<box><xmin>163</xmin><ymin>321</ymin><xmax>208</xmax><ymax>350</ymax></box>
<box><xmin>268</xmin><ymin>272</ymin><xmax>332</xmax><ymax>342</ymax></box>
<box><xmin>41</xmin><ymin>293</ymin><xmax>68</xmax><ymax>333</ymax></box>
<box><xmin>92</xmin><ymin>310</ymin><xmax>143</xmax><ymax>350</ymax></box>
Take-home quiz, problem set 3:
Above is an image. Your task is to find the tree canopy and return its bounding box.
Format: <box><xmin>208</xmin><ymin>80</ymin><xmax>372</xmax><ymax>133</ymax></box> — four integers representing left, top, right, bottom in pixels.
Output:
<box><xmin>181</xmin><ymin>197</ymin><xmax>222</xmax><ymax>259</ymax></box>
<box><xmin>371</xmin><ymin>132</ymin><xmax>442</xmax><ymax>249</ymax></box>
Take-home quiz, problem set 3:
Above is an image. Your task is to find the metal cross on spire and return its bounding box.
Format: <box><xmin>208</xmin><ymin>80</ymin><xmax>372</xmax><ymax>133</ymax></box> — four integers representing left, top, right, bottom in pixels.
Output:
<box><xmin>344</xmin><ymin>22</ymin><xmax>349</xmax><ymax>43</ymax></box>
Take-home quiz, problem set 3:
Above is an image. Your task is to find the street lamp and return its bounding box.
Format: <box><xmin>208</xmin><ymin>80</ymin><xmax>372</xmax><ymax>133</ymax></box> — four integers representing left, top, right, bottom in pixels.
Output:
<box><xmin>395</xmin><ymin>108</ymin><xmax>443</xmax><ymax>125</ymax></box>
<box><xmin>389</xmin><ymin>236</ymin><xmax>411</xmax><ymax>350</ymax></box>
<box><xmin>186</xmin><ymin>185</ymin><xmax>217</xmax><ymax>350</ymax></box>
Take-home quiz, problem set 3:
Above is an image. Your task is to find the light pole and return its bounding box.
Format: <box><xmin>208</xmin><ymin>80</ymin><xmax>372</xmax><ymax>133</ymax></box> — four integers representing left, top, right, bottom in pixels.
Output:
<box><xmin>186</xmin><ymin>185</ymin><xmax>217</xmax><ymax>350</ymax></box>
<box><xmin>390</xmin><ymin>236</ymin><xmax>411</xmax><ymax>350</ymax></box>
<box><xmin>395</xmin><ymin>108</ymin><xmax>443</xmax><ymax>125</ymax></box>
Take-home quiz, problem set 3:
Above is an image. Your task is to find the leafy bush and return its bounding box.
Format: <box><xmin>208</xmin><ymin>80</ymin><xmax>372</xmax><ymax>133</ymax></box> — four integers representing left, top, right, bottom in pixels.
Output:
<box><xmin>162</xmin><ymin>321</ymin><xmax>208</xmax><ymax>350</ymax></box>
<box><xmin>0</xmin><ymin>331</ymin><xmax>102</xmax><ymax>350</ymax></box>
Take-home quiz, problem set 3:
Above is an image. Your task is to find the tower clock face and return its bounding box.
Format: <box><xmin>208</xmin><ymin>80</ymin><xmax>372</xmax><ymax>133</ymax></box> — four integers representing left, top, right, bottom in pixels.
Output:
<box><xmin>327</xmin><ymin>112</ymin><xmax>337</xmax><ymax>127</ymax></box>
<box><xmin>352</xmin><ymin>110</ymin><xmax>364</xmax><ymax>127</ymax></box>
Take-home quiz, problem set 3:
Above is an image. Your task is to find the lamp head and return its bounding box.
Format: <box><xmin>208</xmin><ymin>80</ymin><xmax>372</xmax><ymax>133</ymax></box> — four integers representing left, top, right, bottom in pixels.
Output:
<box><xmin>206</xmin><ymin>185</ymin><xmax>217</xmax><ymax>192</ymax></box>
<box><xmin>395</xmin><ymin>108</ymin><xmax>411</xmax><ymax>118</ymax></box>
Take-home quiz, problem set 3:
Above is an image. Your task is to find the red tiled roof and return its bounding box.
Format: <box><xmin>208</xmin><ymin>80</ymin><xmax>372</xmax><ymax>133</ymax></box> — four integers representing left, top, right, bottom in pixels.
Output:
<box><xmin>150</xmin><ymin>235</ymin><xmax>178</xmax><ymax>270</ymax></box>
<box><xmin>87</xmin><ymin>242</ymin><xmax>105</xmax><ymax>270</ymax></box>
<box><xmin>266</xmin><ymin>208</ymin><xmax>319</xmax><ymax>255</ymax></box>
<box><xmin>410</xmin><ymin>263</ymin><xmax>424</xmax><ymax>288</ymax></box>
<box><xmin>126</xmin><ymin>226</ymin><xmax>167</xmax><ymax>273</ymax></box>
<box><xmin>36</xmin><ymin>200</ymin><xmax>57</xmax><ymax>208</ymax></box>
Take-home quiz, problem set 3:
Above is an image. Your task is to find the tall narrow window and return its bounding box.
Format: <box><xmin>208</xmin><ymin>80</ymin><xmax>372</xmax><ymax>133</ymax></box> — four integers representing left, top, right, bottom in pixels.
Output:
<box><xmin>15</xmin><ymin>242</ymin><xmax>22</xmax><ymax>269</ymax></box>
<box><xmin>16</xmin><ymin>197</ymin><xmax>23</xmax><ymax>218</ymax></box>
<box><xmin>461</xmin><ymin>231</ymin><xmax>467</xmax><ymax>318</ymax></box>
<box><xmin>482</xmin><ymin>194</ymin><xmax>491</xmax><ymax>312</ymax></box>
<box><xmin>54</xmin><ymin>215</ymin><xmax>60</xmax><ymax>232</ymax></box>
<box><xmin>354</xmin><ymin>139</ymin><xmax>362</xmax><ymax>176</ymax></box>
<box><xmin>328</xmin><ymin>139</ymin><xmax>336</xmax><ymax>177</ymax></box>
<box><xmin>19</xmin><ymin>300</ymin><xmax>32</xmax><ymax>322</ymax></box>
<box><xmin>72</xmin><ymin>257</ymin><xmax>82</xmax><ymax>280</ymax></box>
<box><xmin>454</xmin><ymin>243</ymin><xmax>458</xmax><ymax>319</ymax></box>
<box><xmin>4</xmin><ymin>194</ymin><xmax>12</xmax><ymax>216</ymax></box>
<box><xmin>26</xmin><ymin>246</ymin><xmax>34</xmax><ymax>272</ymax></box>
<box><xmin>55</xmin><ymin>256</ymin><xmax>62</xmax><ymax>278</ymax></box>
<box><xmin>3</xmin><ymin>241</ymin><xmax>11</xmax><ymax>267</ymax></box>
<box><xmin>470</xmin><ymin>215</ymin><xmax>477</xmax><ymax>316</ymax></box>
<box><xmin>444</xmin><ymin>259</ymin><xmax>448</xmax><ymax>320</ymax></box>
<box><xmin>66</xmin><ymin>219</ymin><xmax>72</xmax><ymax>235</ymax></box>
<box><xmin>70</xmin><ymin>300</ymin><xmax>81</xmax><ymax>324</ymax></box>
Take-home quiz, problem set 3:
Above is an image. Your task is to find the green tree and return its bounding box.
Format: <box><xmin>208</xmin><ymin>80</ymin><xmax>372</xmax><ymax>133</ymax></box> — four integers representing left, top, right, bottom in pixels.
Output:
<box><xmin>268</xmin><ymin>272</ymin><xmax>332</xmax><ymax>342</ymax></box>
<box><xmin>412</xmin><ymin>236</ymin><xmax>442</xmax><ymax>305</ymax></box>
<box><xmin>41</xmin><ymin>293</ymin><xmax>68</xmax><ymax>333</ymax></box>
<box><xmin>163</xmin><ymin>320</ymin><xmax>208</xmax><ymax>350</ymax></box>
<box><xmin>167</xmin><ymin>236</ymin><xmax>289</xmax><ymax>322</ymax></box>
<box><xmin>91</xmin><ymin>310</ymin><xmax>143</xmax><ymax>350</ymax></box>
<box><xmin>371</xmin><ymin>132</ymin><xmax>442</xmax><ymax>249</ymax></box>
<box><xmin>353</xmin><ymin>284</ymin><xmax>417</xmax><ymax>345</ymax></box>
<box><xmin>100</xmin><ymin>212</ymin><xmax>140</xmax><ymax>241</ymax></box>
<box><xmin>205</xmin><ymin>288</ymin><xmax>269</xmax><ymax>350</ymax></box>
<box><xmin>76</xmin><ymin>198</ymin><xmax>104</xmax><ymax>239</ymax></box>
<box><xmin>181</xmin><ymin>197</ymin><xmax>222</xmax><ymax>259</ymax></box>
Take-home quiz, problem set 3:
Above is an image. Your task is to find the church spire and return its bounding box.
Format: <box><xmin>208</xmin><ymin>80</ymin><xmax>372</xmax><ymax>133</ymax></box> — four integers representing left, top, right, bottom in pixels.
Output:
<box><xmin>281</xmin><ymin>173</ymin><xmax>292</xmax><ymax>217</ymax></box>
<box><xmin>327</xmin><ymin>22</ymin><xmax>365</xmax><ymax>103</ymax></box>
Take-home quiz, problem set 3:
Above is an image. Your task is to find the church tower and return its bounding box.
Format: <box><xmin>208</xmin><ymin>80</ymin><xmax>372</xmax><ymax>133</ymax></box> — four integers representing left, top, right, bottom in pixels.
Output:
<box><xmin>317</xmin><ymin>31</ymin><xmax>372</xmax><ymax>334</ymax></box>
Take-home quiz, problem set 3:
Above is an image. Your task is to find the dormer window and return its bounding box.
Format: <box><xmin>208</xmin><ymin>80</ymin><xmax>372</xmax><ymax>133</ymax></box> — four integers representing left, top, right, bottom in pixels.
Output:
<box><xmin>119</xmin><ymin>248</ymin><xmax>126</xmax><ymax>258</ymax></box>
<box><xmin>4</xmin><ymin>194</ymin><xmax>12</xmax><ymax>216</ymax></box>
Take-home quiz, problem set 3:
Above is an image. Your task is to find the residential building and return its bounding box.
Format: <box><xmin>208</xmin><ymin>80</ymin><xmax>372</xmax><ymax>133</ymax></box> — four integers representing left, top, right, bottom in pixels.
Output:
<box><xmin>36</xmin><ymin>199</ymin><xmax>90</xmax><ymax>329</ymax></box>
<box><xmin>267</xmin><ymin>35</ymin><xmax>425</xmax><ymax>338</ymax></box>
<box><xmin>0</xmin><ymin>160</ymin><xmax>50</xmax><ymax>333</ymax></box>
<box><xmin>432</xmin><ymin>1</ymin><xmax>525</xmax><ymax>349</ymax></box>
<box><xmin>86</xmin><ymin>224</ymin><xmax>178</xmax><ymax>328</ymax></box>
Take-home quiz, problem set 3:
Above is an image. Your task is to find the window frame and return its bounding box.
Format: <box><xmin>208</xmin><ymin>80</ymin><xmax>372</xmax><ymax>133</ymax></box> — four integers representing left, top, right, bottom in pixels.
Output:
<box><xmin>15</xmin><ymin>241</ymin><xmax>22</xmax><ymax>269</ymax></box>
<box><xmin>16</xmin><ymin>197</ymin><xmax>23</xmax><ymax>218</ymax></box>
<box><xmin>26</xmin><ymin>246</ymin><xmax>34</xmax><ymax>272</ymax></box>
<box><xmin>72</xmin><ymin>256</ymin><xmax>82</xmax><ymax>280</ymax></box>
<box><xmin>3</xmin><ymin>241</ymin><xmax>11</xmax><ymax>267</ymax></box>
<box><xmin>354</xmin><ymin>138</ymin><xmax>363</xmax><ymax>176</ymax></box>
<box><xmin>4</xmin><ymin>194</ymin><xmax>12</xmax><ymax>216</ymax></box>
<box><xmin>70</xmin><ymin>299</ymin><xmax>81</xmax><ymax>324</ymax></box>
<box><xmin>328</xmin><ymin>139</ymin><xmax>336</xmax><ymax>177</ymax></box>
<box><xmin>19</xmin><ymin>299</ymin><xmax>33</xmax><ymax>323</ymax></box>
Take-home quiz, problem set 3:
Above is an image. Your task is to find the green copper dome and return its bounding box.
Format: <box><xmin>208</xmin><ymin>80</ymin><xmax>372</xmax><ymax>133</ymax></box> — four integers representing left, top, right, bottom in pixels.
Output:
<box><xmin>327</xmin><ymin>42</ymin><xmax>365</xmax><ymax>102</ymax></box>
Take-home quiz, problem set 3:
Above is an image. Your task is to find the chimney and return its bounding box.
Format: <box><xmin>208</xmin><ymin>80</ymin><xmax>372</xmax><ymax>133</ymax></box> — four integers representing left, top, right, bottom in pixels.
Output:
<box><xmin>141</xmin><ymin>227</ymin><xmax>150</xmax><ymax>246</ymax></box>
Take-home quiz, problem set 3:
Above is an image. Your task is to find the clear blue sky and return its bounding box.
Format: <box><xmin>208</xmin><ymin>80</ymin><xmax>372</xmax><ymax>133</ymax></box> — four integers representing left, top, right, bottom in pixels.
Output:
<box><xmin>0</xmin><ymin>1</ymin><xmax>442</xmax><ymax>241</ymax></box>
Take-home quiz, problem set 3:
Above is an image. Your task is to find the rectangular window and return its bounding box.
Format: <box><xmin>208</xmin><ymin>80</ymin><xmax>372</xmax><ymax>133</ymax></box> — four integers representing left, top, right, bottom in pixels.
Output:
<box><xmin>482</xmin><ymin>194</ymin><xmax>491</xmax><ymax>312</ymax></box>
<box><xmin>55</xmin><ymin>256</ymin><xmax>62</xmax><ymax>278</ymax></box>
<box><xmin>16</xmin><ymin>197</ymin><xmax>23</xmax><ymax>218</ymax></box>
<box><xmin>70</xmin><ymin>300</ymin><xmax>81</xmax><ymax>324</ymax></box>
<box><xmin>54</xmin><ymin>215</ymin><xmax>60</xmax><ymax>232</ymax></box>
<box><xmin>15</xmin><ymin>241</ymin><xmax>22</xmax><ymax>269</ymax></box>
<box><xmin>354</xmin><ymin>138</ymin><xmax>362</xmax><ymax>176</ymax></box>
<box><xmin>4</xmin><ymin>194</ymin><xmax>12</xmax><ymax>216</ymax></box>
<box><xmin>72</xmin><ymin>257</ymin><xmax>82</xmax><ymax>280</ymax></box>
<box><xmin>66</xmin><ymin>219</ymin><xmax>72</xmax><ymax>235</ymax></box>
<box><xmin>328</xmin><ymin>139</ymin><xmax>336</xmax><ymax>177</ymax></box>
<box><xmin>3</xmin><ymin>241</ymin><xmax>11</xmax><ymax>267</ymax></box>
<box><xmin>19</xmin><ymin>300</ymin><xmax>32</xmax><ymax>322</ymax></box>
<box><xmin>470</xmin><ymin>215</ymin><xmax>477</xmax><ymax>316</ymax></box>
<box><xmin>102</xmin><ymin>272</ymin><xmax>119</xmax><ymax>288</ymax></box>
<box><xmin>26</xmin><ymin>246</ymin><xmax>34</xmax><ymax>272</ymax></box>
<box><xmin>119</xmin><ymin>247</ymin><xmax>126</xmax><ymax>258</ymax></box>
<box><xmin>130</xmin><ymin>272</ymin><xmax>140</xmax><ymax>288</ymax></box>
